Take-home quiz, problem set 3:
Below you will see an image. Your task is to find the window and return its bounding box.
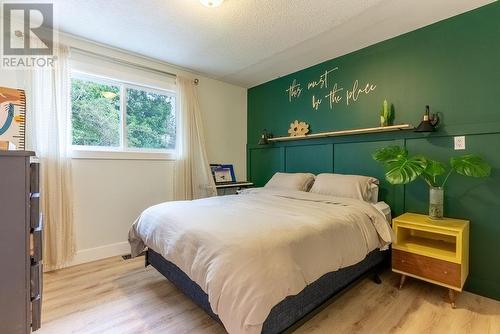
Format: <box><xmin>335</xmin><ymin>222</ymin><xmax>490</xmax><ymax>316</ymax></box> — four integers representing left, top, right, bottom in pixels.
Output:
<box><xmin>71</xmin><ymin>73</ymin><xmax>176</xmax><ymax>155</ymax></box>
<box><xmin>126</xmin><ymin>86</ymin><xmax>176</xmax><ymax>150</ymax></box>
<box><xmin>71</xmin><ymin>77</ymin><xmax>121</xmax><ymax>147</ymax></box>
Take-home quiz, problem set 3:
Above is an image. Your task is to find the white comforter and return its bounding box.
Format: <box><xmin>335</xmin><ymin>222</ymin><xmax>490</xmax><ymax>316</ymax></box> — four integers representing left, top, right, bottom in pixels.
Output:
<box><xmin>128</xmin><ymin>189</ymin><xmax>394</xmax><ymax>334</ymax></box>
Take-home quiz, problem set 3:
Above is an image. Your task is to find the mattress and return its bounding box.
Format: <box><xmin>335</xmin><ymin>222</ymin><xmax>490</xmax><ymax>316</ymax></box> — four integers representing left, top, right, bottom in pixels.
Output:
<box><xmin>147</xmin><ymin>248</ymin><xmax>388</xmax><ymax>334</ymax></box>
<box><xmin>130</xmin><ymin>189</ymin><xmax>394</xmax><ymax>333</ymax></box>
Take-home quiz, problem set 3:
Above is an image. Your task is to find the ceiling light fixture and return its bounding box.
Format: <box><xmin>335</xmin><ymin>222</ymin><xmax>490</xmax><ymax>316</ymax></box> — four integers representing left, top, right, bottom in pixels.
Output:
<box><xmin>200</xmin><ymin>0</ymin><xmax>224</xmax><ymax>8</ymax></box>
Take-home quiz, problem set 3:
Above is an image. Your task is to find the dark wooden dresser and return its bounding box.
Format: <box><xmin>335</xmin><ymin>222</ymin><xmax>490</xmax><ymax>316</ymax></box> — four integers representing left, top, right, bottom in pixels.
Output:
<box><xmin>0</xmin><ymin>151</ymin><xmax>42</xmax><ymax>333</ymax></box>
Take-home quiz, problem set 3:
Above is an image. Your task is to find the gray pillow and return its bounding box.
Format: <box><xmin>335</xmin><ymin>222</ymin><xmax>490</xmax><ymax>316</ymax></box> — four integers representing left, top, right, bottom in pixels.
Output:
<box><xmin>264</xmin><ymin>172</ymin><xmax>315</xmax><ymax>192</ymax></box>
<box><xmin>309</xmin><ymin>173</ymin><xmax>379</xmax><ymax>202</ymax></box>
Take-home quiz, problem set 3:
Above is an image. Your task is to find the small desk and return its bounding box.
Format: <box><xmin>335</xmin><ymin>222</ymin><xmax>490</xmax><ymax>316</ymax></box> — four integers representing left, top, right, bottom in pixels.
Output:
<box><xmin>215</xmin><ymin>182</ymin><xmax>254</xmax><ymax>196</ymax></box>
<box><xmin>392</xmin><ymin>213</ymin><xmax>469</xmax><ymax>308</ymax></box>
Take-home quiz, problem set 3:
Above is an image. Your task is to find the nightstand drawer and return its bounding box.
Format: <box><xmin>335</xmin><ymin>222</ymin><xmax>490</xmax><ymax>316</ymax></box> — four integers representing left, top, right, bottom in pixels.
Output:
<box><xmin>392</xmin><ymin>249</ymin><xmax>461</xmax><ymax>287</ymax></box>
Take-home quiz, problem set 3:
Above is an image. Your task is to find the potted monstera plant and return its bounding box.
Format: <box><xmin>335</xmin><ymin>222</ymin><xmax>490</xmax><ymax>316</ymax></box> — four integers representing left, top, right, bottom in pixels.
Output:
<box><xmin>372</xmin><ymin>146</ymin><xmax>491</xmax><ymax>219</ymax></box>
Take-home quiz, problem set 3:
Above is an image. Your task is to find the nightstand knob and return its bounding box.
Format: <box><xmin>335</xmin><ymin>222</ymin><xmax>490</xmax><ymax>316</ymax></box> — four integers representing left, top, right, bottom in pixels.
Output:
<box><xmin>443</xmin><ymin>271</ymin><xmax>448</xmax><ymax>275</ymax></box>
<box><xmin>401</xmin><ymin>259</ymin><xmax>406</xmax><ymax>263</ymax></box>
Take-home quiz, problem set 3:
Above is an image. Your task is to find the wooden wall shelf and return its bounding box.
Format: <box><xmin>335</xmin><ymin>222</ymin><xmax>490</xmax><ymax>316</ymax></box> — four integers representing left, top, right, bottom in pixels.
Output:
<box><xmin>267</xmin><ymin>124</ymin><xmax>414</xmax><ymax>143</ymax></box>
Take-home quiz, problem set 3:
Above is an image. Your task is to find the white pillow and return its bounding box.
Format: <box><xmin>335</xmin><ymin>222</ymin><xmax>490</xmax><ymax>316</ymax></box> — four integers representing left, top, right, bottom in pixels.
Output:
<box><xmin>368</xmin><ymin>183</ymin><xmax>379</xmax><ymax>204</ymax></box>
<box><xmin>309</xmin><ymin>173</ymin><xmax>379</xmax><ymax>202</ymax></box>
<box><xmin>264</xmin><ymin>172</ymin><xmax>315</xmax><ymax>192</ymax></box>
<box><xmin>372</xmin><ymin>201</ymin><xmax>392</xmax><ymax>222</ymax></box>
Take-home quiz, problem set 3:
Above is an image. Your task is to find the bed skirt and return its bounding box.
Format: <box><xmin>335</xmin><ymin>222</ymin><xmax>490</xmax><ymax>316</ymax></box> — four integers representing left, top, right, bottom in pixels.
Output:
<box><xmin>147</xmin><ymin>248</ymin><xmax>389</xmax><ymax>333</ymax></box>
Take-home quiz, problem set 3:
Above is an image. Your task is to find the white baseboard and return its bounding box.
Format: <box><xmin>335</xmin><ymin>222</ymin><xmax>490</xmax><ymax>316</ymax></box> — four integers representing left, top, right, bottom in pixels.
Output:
<box><xmin>67</xmin><ymin>241</ymin><xmax>131</xmax><ymax>267</ymax></box>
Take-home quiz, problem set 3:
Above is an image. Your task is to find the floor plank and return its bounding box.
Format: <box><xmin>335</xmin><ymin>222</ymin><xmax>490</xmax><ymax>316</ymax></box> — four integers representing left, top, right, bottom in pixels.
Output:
<box><xmin>38</xmin><ymin>256</ymin><xmax>500</xmax><ymax>334</ymax></box>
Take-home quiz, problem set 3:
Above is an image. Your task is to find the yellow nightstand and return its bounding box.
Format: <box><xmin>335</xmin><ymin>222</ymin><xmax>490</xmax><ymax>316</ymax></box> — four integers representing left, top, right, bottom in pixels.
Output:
<box><xmin>392</xmin><ymin>213</ymin><xmax>469</xmax><ymax>308</ymax></box>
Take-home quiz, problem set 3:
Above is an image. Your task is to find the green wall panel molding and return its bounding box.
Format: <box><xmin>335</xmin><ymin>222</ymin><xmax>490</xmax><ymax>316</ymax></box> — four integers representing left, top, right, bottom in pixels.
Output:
<box><xmin>249</xmin><ymin>147</ymin><xmax>284</xmax><ymax>187</ymax></box>
<box><xmin>247</xmin><ymin>2</ymin><xmax>500</xmax><ymax>300</ymax></box>
<box><xmin>248</xmin><ymin>121</ymin><xmax>500</xmax><ymax>150</ymax></box>
<box><xmin>333</xmin><ymin>140</ymin><xmax>405</xmax><ymax>215</ymax></box>
<box><xmin>467</xmin><ymin>277</ymin><xmax>500</xmax><ymax>301</ymax></box>
<box><xmin>285</xmin><ymin>144</ymin><xmax>333</xmax><ymax>174</ymax></box>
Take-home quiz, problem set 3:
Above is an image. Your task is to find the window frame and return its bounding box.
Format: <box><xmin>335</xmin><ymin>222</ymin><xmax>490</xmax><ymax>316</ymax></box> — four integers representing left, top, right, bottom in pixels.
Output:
<box><xmin>70</xmin><ymin>70</ymin><xmax>177</xmax><ymax>160</ymax></box>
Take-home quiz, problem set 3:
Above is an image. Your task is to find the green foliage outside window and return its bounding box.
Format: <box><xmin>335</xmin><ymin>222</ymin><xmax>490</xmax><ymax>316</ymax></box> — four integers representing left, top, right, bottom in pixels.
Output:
<box><xmin>71</xmin><ymin>78</ymin><xmax>120</xmax><ymax>147</ymax></box>
<box><xmin>71</xmin><ymin>77</ymin><xmax>176</xmax><ymax>150</ymax></box>
<box><xmin>126</xmin><ymin>88</ymin><xmax>175</xmax><ymax>150</ymax></box>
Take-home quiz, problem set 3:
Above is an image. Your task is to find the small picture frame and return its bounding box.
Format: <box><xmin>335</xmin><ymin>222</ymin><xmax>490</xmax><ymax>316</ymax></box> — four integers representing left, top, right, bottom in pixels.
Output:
<box><xmin>210</xmin><ymin>164</ymin><xmax>236</xmax><ymax>184</ymax></box>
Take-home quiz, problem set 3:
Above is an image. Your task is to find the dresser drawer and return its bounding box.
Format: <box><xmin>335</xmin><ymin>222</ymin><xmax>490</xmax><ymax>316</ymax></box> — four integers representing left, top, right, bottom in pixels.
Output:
<box><xmin>392</xmin><ymin>249</ymin><xmax>461</xmax><ymax>288</ymax></box>
<box><xmin>30</xmin><ymin>194</ymin><xmax>40</xmax><ymax>229</ymax></box>
<box><xmin>30</xmin><ymin>263</ymin><xmax>42</xmax><ymax>300</ymax></box>
<box><xmin>31</xmin><ymin>296</ymin><xmax>42</xmax><ymax>331</ymax></box>
<box><xmin>30</xmin><ymin>162</ymin><xmax>40</xmax><ymax>193</ymax></box>
<box><xmin>31</xmin><ymin>223</ymin><xmax>43</xmax><ymax>263</ymax></box>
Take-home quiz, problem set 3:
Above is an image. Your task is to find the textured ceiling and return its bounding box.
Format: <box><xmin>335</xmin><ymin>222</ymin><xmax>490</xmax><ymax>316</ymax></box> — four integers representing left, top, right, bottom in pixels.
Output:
<box><xmin>52</xmin><ymin>0</ymin><xmax>494</xmax><ymax>87</ymax></box>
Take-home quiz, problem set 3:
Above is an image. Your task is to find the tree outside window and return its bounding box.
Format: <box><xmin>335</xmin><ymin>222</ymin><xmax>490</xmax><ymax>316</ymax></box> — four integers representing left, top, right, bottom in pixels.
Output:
<box><xmin>71</xmin><ymin>74</ymin><xmax>176</xmax><ymax>152</ymax></box>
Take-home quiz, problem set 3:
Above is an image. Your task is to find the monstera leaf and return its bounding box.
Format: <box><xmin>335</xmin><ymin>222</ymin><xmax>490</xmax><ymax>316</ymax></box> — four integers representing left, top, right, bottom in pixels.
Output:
<box><xmin>373</xmin><ymin>146</ymin><xmax>427</xmax><ymax>184</ymax></box>
<box><xmin>373</xmin><ymin>146</ymin><xmax>491</xmax><ymax>188</ymax></box>
<box><xmin>422</xmin><ymin>159</ymin><xmax>447</xmax><ymax>187</ymax></box>
<box><xmin>384</xmin><ymin>155</ymin><xmax>428</xmax><ymax>185</ymax></box>
<box><xmin>372</xmin><ymin>146</ymin><xmax>408</xmax><ymax>165</ymax></box>
<box><xmin>450</xmin><ymin>155</ymin><xmax>491</xmax><ymax>178</ymax></box>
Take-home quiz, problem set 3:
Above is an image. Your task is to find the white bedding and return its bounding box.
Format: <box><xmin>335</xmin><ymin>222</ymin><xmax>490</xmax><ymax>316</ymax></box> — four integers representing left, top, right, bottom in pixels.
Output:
<box><xmin>128</xmin><ymin>188</ymin><xmax>394</xmax><ymax>334</ymax></box>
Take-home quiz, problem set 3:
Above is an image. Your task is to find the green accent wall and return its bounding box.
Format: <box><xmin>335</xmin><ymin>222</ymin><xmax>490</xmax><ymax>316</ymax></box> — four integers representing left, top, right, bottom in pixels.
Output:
<box><xmin>247</xmin><ymin>3</ymin><xmax>500</xmax><ymax>300</ymax></box>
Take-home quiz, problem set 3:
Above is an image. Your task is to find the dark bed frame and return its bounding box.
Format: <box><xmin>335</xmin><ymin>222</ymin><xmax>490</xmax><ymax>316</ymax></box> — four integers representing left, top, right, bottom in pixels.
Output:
<box><xmin>146</xmin><ymin>248</ymin><xmax>389</xmax><ymax>333</ymax></box>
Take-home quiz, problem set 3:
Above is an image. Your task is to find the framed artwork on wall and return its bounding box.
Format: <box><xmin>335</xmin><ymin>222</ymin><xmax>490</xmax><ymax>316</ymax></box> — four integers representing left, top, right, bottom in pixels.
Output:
<box><xmin>210</xmin><ymin>164</ymin><xmax>236</xmax><ymax>184</ymax></box>
<box><xmin>0</xmin><ymin>87</ymin><xmax>26</xmax><ymax>150</ymax></box>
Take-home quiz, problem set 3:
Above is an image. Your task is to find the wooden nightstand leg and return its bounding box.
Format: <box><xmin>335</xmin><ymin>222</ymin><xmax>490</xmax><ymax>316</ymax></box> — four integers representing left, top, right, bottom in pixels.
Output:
<box><xmin>399</xmin><ymin>274</ymin><xmax>406</xmax><ymax>289</ymax></box>
<box><xmin>448</xmin><ymin>289</ymin><xmax>456</xmax><ymax>309</ymax></box>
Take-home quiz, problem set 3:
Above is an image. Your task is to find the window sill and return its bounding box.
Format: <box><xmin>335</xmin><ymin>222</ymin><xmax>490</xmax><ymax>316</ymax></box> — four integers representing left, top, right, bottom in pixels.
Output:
<box><xmin>70</xmin><ymin>149</ymin><xmax>176</xmax><ymax>161</ymax></box>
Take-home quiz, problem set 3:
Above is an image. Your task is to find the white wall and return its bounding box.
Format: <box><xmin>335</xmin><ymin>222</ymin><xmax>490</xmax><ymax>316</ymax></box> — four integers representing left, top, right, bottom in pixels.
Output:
<box><xmin>0</xmin><ymin>33</ymin><xmax>247</xmax><ymax>266</ymax></box>
<box><xmin>1</xmin><ymin>71</ymin><xmax>24</xmax><ymax>91</ymax></box>
<box><xmin>198</xmin><ymin>77</ymin><xmax>247</xmax><ymax>181</ymax></box>
<box><xmin>71</xmin><ymin>159</ymin><xmax>175</xmax><ymax>263</ymax></box>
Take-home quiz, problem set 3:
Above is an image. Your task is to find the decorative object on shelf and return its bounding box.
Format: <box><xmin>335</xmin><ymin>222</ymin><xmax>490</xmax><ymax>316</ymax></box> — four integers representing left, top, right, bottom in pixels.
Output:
<box><xmin>210</xmin><ymin>164</ymin><xmax>236</xmax><ymax>184</ymax></box>
<box><xmin>288</xmin><ymin>120</ymin><xmax>310</xmax><ymax>137</ymax></box>
<box><xmin>0</xmin><ymin>87</ymin><xmax>26</xmax><ymax>150</ymax></box>
<box><xmin>372</xmin><ymin>146</ymin><xmax>491</xmax><ymax>219</ymax></box>
<box><xmin>415</xmin><ymin>105</ymin><xmax>440</xmax><ymax>132</ymax></box>
<box><xmin>258</xmin><ymin>129</ymin><xmax>273</xmax><ymax>145</ymax></box>
<box><xmin>379</xmin><ymin>99</ymin><xmax>394</xmax><ymax>127</ymax></box>
<box><xmin>267</xmin><ymin>124</ymin><xmax>413</xmax><ymax>143</ymax></box>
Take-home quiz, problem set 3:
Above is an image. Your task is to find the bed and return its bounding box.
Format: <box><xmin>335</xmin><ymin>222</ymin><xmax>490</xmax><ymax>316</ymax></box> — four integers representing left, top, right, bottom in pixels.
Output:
<box><xmin>129</xmin><ymin>187</ymin><xmax>394</xmax><ymax>334</ymax></box>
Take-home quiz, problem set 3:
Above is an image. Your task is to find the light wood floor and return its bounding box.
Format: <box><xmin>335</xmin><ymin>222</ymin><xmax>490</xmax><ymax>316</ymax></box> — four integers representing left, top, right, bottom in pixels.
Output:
<box><xmin>38</xmin><ymin>256</ymin><xmax>500</xmax><ymax>334</ymax></box>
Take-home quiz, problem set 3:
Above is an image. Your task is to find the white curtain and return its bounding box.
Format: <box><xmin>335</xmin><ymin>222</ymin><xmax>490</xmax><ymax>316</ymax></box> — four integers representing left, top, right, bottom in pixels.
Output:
<box><xmin>27</xmin><ymin>44</ymin><xmax>75</xmax><ymax>271</ymax></box>
<box><xmin>174</xmin><ymin>76</ymin><xmax>217</xmax><ymax>200</ymax></box>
